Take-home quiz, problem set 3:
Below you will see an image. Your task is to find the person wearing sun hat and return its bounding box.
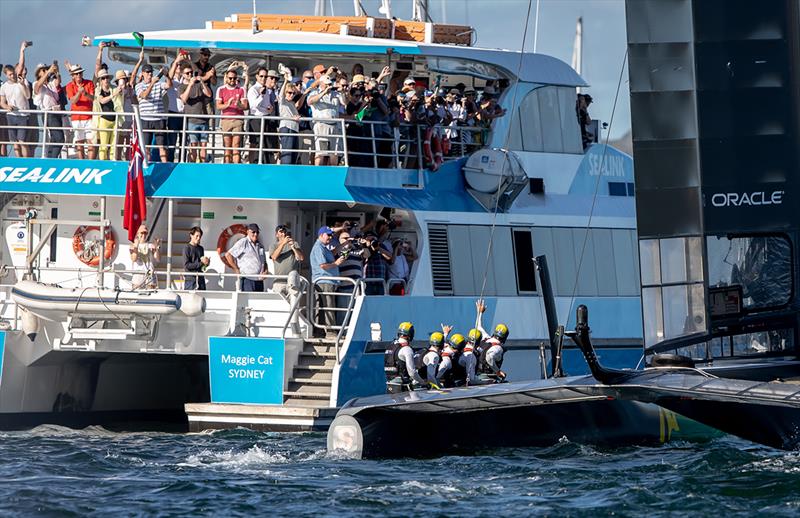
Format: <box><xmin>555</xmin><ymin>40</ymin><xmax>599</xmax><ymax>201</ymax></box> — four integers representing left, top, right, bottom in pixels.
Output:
<box><xmin>92</xmin><ymin>68</ymin><xmax>120</xmax><ymax>160</ymax></box>
<box><xmin>64</xmin><ymin>63</ymin><xmax>96</xmax><ymax>159</ymax></box>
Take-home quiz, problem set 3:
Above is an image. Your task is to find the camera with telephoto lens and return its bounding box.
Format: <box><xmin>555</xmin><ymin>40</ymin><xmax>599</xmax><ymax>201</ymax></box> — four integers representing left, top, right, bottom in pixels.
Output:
<box><xmin>338</xmin><ymin>238</ymin><xmax>369</xmax><ymax>260</ymax></box>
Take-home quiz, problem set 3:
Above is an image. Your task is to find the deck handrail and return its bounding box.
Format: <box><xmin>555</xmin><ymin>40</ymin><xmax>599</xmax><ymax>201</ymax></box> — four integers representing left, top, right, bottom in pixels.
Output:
<box><xmin>0</xmin><ymin>107</ymin><xmax>487</xmax><ymax>168</ymax></box>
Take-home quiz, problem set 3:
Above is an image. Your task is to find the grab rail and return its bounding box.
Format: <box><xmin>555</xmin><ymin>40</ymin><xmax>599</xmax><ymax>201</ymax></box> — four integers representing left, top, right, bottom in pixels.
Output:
<box><xmin>0</xmin><ymin>107</ymin><xmax>487</xmax><ymax>168</ymax></box>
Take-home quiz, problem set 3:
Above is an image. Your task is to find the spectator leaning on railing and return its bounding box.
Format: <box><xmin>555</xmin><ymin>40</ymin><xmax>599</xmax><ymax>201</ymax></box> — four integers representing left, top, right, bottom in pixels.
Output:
<box><xmin>215</xmin><ymin>63</ymin><xmax>249</xmax><ymax>164</ymax></box>
<box><xmin>0</xmin><ymin>42</ymin><xmax>33</xmax><ymax>158</ymax></box>
<box><xmin>32</xmin><ymin>62</ymin><xmax>64</xmax><ymax>158</ymax></box>
<box><xmin>135</xmin><ymin>63</ymin><xmax>172</xmax><ymax>163</ymax></box>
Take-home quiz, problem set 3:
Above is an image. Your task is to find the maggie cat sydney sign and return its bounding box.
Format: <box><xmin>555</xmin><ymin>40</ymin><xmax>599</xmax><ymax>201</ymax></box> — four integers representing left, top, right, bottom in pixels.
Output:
<box><xmin>208</xmin><ymin>337</ymin><xmax>285</xmax><ymax>405</ymax></box>
<box><xmin>0</xmin><ymin>159</ymin><xmax>128</xmax><ymax>196</ymax></box>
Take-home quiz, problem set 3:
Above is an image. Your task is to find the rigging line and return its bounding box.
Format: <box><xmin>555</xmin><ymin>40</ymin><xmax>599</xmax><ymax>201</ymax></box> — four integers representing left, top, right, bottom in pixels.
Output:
<box><xmin>475</xmin><ymin>0</ymin><xmax>534</xmax><ymax>323</ymax></box>
<box><xmin>566</xmin><ymin>48</ymin><xmax>629</xmax><ymax>316</ymax></box>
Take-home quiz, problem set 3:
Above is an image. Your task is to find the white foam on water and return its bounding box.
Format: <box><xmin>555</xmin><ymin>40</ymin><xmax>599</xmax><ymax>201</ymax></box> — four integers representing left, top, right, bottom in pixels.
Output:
<box><xmin>179</xmin><ymin>444</ymin><xmax>292</xmax><ymax>472</ymax></box>
<box><xmin>742</xmin><ymin>452</ymin><xmax>800</xmax><ymax>474</ymax></box>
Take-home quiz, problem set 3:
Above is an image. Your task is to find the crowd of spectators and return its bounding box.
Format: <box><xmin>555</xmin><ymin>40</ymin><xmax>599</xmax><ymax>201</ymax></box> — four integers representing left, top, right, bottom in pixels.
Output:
<box><xmin>0</xmin><ymin>42</ymin><xmax>507</xmax><ymax>166</ymax></box>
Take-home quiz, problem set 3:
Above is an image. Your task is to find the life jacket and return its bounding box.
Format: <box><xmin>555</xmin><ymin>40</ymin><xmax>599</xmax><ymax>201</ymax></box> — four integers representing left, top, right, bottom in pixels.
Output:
<box><xmin>384</xmin><ymin>339</ymin><xmax>411</xmax><ymax>383</ymax></box>
<box><xmin>441</xmin><ymin>345</ymin><xmax>457</xmax><ymax>358</ymax></box>
<box><xmin>479</xmin><ymin>337</ymin><xmax>505</xmax><ymax>373</ymax></box>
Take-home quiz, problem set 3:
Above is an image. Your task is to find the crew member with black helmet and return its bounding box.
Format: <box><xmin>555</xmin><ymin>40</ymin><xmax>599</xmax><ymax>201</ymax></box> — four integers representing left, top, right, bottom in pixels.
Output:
<box><xmin>437</xmin><ymin>331</ymin><xmax>464</xmax><ymax>385</ymax></box>
<box><xmin>476</xmin><ymin>300</ymin><xmax>509</xmax><ymax>380</ymax></box>
<box><xmin>394</xmin><ymin>321</ymin><xmax>425</xmax><ymax>387</ymax></box>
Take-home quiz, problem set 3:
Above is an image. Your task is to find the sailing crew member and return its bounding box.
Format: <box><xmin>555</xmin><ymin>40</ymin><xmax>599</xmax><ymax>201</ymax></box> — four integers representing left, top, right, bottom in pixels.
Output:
<box><xmin>422</xmin><ymin>331</ymin><xmax>445</xmax><ymax>389</ymax></box>
<box><xmin>436</xmin><ymin>332</ymin><xmax>464</xmax><ymax>386</ymax></box>
<box><xmin>458</xmin><ymin>328</ymin><xmax>482</xmax><ymax>385</ymax></box>
<box><xmin>387</xmin><ymin>322</ymin><xmax>424</xmax><ymax>388</ymax></box>
<box><xmin>476</xmin><ymin>300</ymin><xmax>509</xmax><ymax>380</ymax></box>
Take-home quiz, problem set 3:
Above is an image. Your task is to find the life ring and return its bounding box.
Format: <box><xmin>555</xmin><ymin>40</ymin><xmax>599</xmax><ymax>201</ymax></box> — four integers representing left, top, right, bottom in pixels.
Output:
<box><xmin>441</xmin><ymin>134</ymin><xmax>451</xmax><ymax>156</ymax></box>
<box><xmin>431</xmin><ymin>130</ymin><xmax>443</xmax><ymax>171</ymax></box>
<box><xmin>72</xmin><ymin>226</ymin><xmax>116</xmax><ymax>267</ymax></box>
<box><xmin>422</xmin><ymin>126</ymin><xmax>434</xmax><ymax>168</ymax></box>
<box><xmin>216</xmin><ymin>224</ymin><xmax>248</xmax><ymax>269</ymax></box>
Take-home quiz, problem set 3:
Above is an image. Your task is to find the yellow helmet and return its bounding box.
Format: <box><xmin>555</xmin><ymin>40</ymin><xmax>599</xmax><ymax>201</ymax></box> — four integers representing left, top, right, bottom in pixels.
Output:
<box><xmin>448</xmin><ymin>333</ymin><xmax>466</xmax><ymax>350</ymax></box>
<box><xmin>397</xmin><ymin>321</ymin><xmax>415</xmax><ymax>340</ymax></box>
<box><xmin>429</xmin><ymin>332</ymin><xmax>444</xmax><ymax>348</ymax></box>
<box><xmin>467</xmin><ymin>328</ymin><xmax>483</xmax><ymax>343</ymax></box>
<box><xmin>493</xmin><ymin>324</ymin><xmax>509</xmax><ymax>342</ymax></box>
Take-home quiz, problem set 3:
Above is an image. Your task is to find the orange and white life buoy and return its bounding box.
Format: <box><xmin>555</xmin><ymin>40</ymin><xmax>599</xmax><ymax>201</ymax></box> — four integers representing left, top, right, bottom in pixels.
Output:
<box><xmin>216</xmin><ymin>224</ymin><xmax>248</xmax><ymax>269</ymax></box>
<box><xmin>441</xmin><ymin>134</ymin><xmax>451</xmax><ymax>156</ymax></box>
<box><xmin>431</xmin><ymin>130</ymin><xmax>443</xmax><ymax>171</ymax></box>
<box><xmin>423</xmin><ymin>126</ymin><xmax>434</xmax><ymax>168</ymax></box>
<box><xmin>72</xmin><ymin>226</ymin><xmax>116</xmax><ymax>267</ymax></box>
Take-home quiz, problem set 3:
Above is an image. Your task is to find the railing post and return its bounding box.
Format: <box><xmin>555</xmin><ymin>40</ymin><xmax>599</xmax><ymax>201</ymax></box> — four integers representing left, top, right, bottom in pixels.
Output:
<box><xmin>370</xmin><ymin>123</ymin><xmax>377</xmax><ymax>168</ymax></box>
<box><xmin>98</xmin><ymin>196</ymin><xmax>106</xmax><ymax>287</ymax></box>
<box><xmin>166</xmin><ymin>198</ymin><xmax>174</xmax><ymax>288</ymax></box>
<box><xmin>340</xmin><ymin>119</ymin><xmax>349</xmax><ymax>167</ymax></box>
<box><xmin>40</xmin><ymin>111</ymin><xmax>49</xmax><ymax>158</ymax></box>
<box><xmin>416</xmin><ymin>124</ymin><xmax>423</xmax><ymax>169</ymax></box>
<box><xmin>180</xmin><ymin>115</ymin><xmax>188</xmax><ymax>163</ymax></box>
<box><xmin>259</xmin><ymin>117</ymin><xmax>265</xmax><ymax>164</ymax></box>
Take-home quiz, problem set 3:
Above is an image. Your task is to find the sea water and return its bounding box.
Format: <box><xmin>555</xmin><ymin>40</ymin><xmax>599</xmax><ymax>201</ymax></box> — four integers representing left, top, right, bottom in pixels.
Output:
<box><xmin>1</xmin><ymin>426</ymin><xmax>798</xmax><ymax>516</ymax></box>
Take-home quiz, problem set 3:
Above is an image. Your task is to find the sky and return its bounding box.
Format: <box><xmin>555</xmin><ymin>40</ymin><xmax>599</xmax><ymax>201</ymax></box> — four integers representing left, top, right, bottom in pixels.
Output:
<box><xmin>0</xmin><ymin>0</ymin><xmax>630</xmax><ymax>138</ymax></box>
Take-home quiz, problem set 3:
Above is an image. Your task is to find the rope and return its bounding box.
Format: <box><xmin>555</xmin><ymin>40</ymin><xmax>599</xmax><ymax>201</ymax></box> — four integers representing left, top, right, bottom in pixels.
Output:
<box><xmin>566</xmin><ymin>49</ymin><xmax>629</xmax><ymax>318</ymax></box>
<box><xmin>475</xmin><ymin>0</ymin><xmax>534</xmax><ymax>324</ymax></box>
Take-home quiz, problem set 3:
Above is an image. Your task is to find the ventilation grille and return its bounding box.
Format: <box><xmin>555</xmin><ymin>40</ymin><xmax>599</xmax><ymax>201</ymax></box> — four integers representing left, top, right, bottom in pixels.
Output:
<box><xmin>428</xmin><ymin>224</ymin><xmax>453</xmax><ymax>295</ymax></box>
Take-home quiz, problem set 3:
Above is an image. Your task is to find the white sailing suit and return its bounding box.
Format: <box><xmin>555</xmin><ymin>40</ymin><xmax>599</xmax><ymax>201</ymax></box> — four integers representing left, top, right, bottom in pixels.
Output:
<box><xmin>484</xmin><ymin>337</ymin><xmax>505</xmax><ymax>375</ymax></box>
<box><xmin>436</xmin><ymin>345</ymin><xmax>457</xmax><ymax>382</ymax></box>
<box><xmin>458</xmin><ymin>341</ymin><xmax>479</xmax><ymax>385</ymax></box>
<box><xmin>422</xmin><ymin>348</ymin><xmax>440</xmax><ymax>382</ymax></box>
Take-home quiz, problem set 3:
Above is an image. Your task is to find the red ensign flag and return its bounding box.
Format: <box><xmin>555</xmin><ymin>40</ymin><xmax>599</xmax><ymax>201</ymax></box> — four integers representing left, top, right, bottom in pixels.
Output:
<box><xmin>123</xmin><ymin>119</ymin><xmax>147</xmax><ymax>242</ymax></box>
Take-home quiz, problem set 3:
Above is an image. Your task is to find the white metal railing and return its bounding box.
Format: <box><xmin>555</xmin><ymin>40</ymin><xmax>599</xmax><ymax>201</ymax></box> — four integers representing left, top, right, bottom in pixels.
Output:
<box><xmin>0</xmin><ymin>108</ymin><xmax>487</xmax><ymax>168</ymax></box>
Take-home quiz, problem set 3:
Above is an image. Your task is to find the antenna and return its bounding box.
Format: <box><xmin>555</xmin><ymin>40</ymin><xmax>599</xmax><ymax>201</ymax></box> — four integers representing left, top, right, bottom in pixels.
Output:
<box><xmin>571</xmin><ymin>16</ymin><xmax>583</xmax><ymax>82</ymax></box>
<box><xmin>532</xmin><ymin>0</ymin><xmax>541</xmax><ymax>53</ymax></box>
<box><xmin>251</xmin><ymin>0</ymin><xmax>260</xmax><ymax>34</ymax></box>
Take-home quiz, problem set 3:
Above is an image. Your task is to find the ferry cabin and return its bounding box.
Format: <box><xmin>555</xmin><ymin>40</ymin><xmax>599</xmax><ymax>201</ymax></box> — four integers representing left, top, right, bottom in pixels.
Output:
<box><xmin>0</xmin><ymin>15</ymin><xmax>640</xmax><ymax>429</ymax></box>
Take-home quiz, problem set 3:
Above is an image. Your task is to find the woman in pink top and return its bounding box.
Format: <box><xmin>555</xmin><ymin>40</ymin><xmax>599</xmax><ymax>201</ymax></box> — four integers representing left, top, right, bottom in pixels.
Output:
<box><xmin>215</xmin><ymin>64</ymin><xmax>249</xmax><ymax>163</ymax></box>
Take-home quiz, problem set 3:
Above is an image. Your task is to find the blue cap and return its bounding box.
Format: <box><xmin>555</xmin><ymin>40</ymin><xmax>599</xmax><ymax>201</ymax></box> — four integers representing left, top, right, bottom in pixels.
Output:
<box><xmin>318</xmin><ymin>226</ymin><xmax>334</xmax><ymax>235</ymax></box>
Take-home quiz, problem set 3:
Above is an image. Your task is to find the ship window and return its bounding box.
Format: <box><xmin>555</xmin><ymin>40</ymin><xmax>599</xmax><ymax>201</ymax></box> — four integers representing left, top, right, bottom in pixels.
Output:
<box><xmin>640</xmin><ymin>236</ymin><xmax>707</xmax><ymax>347</ymax></box>
<box><xmin>608</xmin><ymin>182</ymin><xmax>627</xmax><ymax>196</ymax></box>
<box><xmin>512</xmin><ymin>230</ymin><xmax>536</xmax><ymax>293</ymax></box>
<box><xmin>706</xmin><ymin>235</ymin><xmax>792</xmax><ymax>311</ymax></box>
<box><xmin>510</xmin><ymin>86</ymin><xmax>583</xmax><ymax>155</ymax></box>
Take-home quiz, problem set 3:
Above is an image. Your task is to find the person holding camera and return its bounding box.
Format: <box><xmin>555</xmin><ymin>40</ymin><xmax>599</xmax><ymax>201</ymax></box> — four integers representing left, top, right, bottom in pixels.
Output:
<box><xmin>270</xmin><ymin>225</ymin><xmax>305</xmax><ymax>297</ymax></box>
<box><xmin>277</xmin><ymin>67</ymin><xmax>308</xmax><ymax>165</ymax></box>
<box><xmin>32</xmin><ymin>61</ymin><xmax>63</xmax><ymax>158</ymax></box>
<box><xmin>135</xmin><ymin>63</ymin><xmax>172</xmax><ymax>162</ymax></box>
<box><xmin>308</xmin><ymin>67</ymin><xmax>344</xmax><ymax>166</ymax></box>
<box><xmin>247</xmin><ymin>67</ymin><xmax>279</xmax><ymax>164</ymax></box>
<box><xmin>388</xmin><ymin>238</ymin><xmax>417</xmax><ymax>292</ymax></box>
<box><xmin>362</xmin><ymin>230</ymin><xmax>394</xmax><ymax>296</ymax></box>
<box><xmin>179</xmin><ymin>63</ymin><xmax>212</xmax><ymax>163</ymax></box>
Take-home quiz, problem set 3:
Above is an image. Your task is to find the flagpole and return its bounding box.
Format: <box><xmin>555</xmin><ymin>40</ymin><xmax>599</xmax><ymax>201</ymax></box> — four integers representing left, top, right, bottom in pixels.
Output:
<box><xmin>133</xmin><ymin>104</ymin><xmax>149</xmax><ymax>169</ymax></box>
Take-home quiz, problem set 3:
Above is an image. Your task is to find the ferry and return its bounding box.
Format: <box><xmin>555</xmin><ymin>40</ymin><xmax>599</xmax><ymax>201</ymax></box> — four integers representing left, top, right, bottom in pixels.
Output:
<box><xmin>0</xmin><ymin>8</ymin><xmax>641</xmax><ymax>431</ymax></box>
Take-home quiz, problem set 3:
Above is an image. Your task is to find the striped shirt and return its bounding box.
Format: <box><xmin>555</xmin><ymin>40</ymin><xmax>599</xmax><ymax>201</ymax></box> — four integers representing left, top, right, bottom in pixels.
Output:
<box><xmin>135</xmin><ymin>81</ymin><xmax>167</xmax><ymax>121</ymax></box>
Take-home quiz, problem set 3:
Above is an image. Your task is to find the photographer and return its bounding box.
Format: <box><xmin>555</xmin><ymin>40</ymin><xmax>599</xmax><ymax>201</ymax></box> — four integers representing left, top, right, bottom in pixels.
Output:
<box><xmin>270</xmin><ymin>225</ymin><xmax>304</xmax><ymax>297</ymax></box>
<box><xmin>336</xmin><ymin>230</ymin><xmax>370</xmax><ymax>314</ymax></box>
<box><xmin>362</xmin><ymin>231</ymin><xmax>393</xmax><ymax>296</ymax></box>
<box><xmin>247</xmin><ymin>67</ymin><xmax>279</xmax><ymax>164</ymax></box>
<box><xmin>388</xmin><ymin>238</ymin><xmax>417</xmax><ymax>286</ymax></box>
<box><xmin>308</xmin><ymin>66</ymin><xmax>344</xmax><ymax>166</ymax></box>
<box><xmin>179</xmin><ymin>63</ymin><xmax>213</xmax><ymax>163</ymax></box>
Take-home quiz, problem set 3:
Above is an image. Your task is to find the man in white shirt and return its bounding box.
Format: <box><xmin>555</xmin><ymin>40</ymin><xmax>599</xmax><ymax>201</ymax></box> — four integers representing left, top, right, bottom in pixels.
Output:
<box><xmin>0</xmin><ymin>42</ymin><xmax>32</xmax><ymax>157</ymax></box>
<box><xmin>247</xmin><ymin>67</ymin><xmax>279</xmax><ymax>164</ymax></box>
<box><xmin>307</xmin><ymin>71</ymin><xmax>344</xmax><ymax>166</ymax></box>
